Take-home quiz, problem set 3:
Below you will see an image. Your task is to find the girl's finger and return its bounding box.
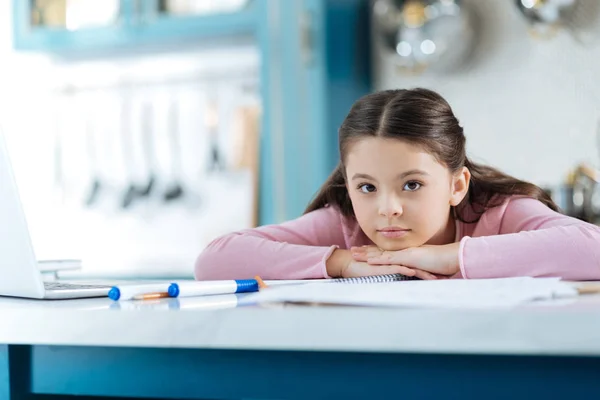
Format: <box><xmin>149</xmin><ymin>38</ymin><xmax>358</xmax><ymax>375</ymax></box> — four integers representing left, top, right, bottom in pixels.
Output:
<box><xmin>368</xmin><ymin>248</ymin><xmax>417</xmax><ymax>266</ymax></box>
<box><xmin>379</xmin><ymin>265</ymin><xmax>417</xmax><ymax>277</ymax></box>
<box><xmin>375</xmin><ymin>264</ymin><xmax>436</xmax><ymax>280</ymax></box>
<box><xmin>395</xmin><ymin>266</ymin><xmax>417</xmax><ymax>277</ymax></box>
<box><xmin>366</xmin><ymin>251</ymin><xmax>384</xmax><ymax>259</ymax></box>
<box><xmin>356</xmin><ymin>264</ymin><xmax>412</xmax><ymax>277</ymax></box>
<box><xmin>367</xmin><ymin>256</ymin><xmax>391</xmax><ymax>265</ymax></box>
<box><xmin>351</xmin><ymin>247</ymin><xmax>370</xmax><ymax>255</ymax></box>
<box><xmin>412</xmin><ymin>269</ymin><xmax>438</xmax><ymax>280</ymax></box>
<box><xmin>351</xmin><ymin>252</ymin><xmax>369</xmax><ymax>262</ymax></box>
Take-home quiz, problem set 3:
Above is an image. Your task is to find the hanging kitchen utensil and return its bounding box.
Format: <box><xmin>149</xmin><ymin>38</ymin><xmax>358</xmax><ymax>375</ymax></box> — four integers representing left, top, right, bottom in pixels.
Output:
<box><xmin>591</xmin><ymin>118</ymin><xmax>600</xmax><ymax>223</ymax></box>
<box><xmin>563</xmin><ymin>0</ymin><xmax>600</xmax><ymax>46</ymax></box>
<box><xmin>120</xmin><ymin>89</ymin><xmax>138</xmax><ymax>209</ymax></box>
<box><xmin>568</xmin><ymin>163</ymin><xmax>599</xmax><ymax>222</ymax></box>
<box><xmin>163</xmin><ymin>99</ymin><xmax>185</xmax><ymax>203</ymax></box>
<box><xmin>373</xmin><ymin>0</ymin><xmax>478</xmax><ymax>75</ymax></box>
<box><xmin>137</xmin><ymin>102</ymin><xmax>156</xmax><ymax>199</ymax></box>
<box><xmin>84</xmin><ymin>112</ymin><xmax>102</xmax><ymax>207</ymax></box>
<box><xmin>205</xmin><ymin>96</ymin><xmax>226</xmax><ymax>173</ymax></box>
<box><xmin>115</xmin><ymin>100</ymin><xmax>157</xmax><ymax>209</ymax></box>
<box><xmin>53</xmin><ymin>92</ymin><xmax>65</xmax><ymax>202</ymax></box>
<box><xmin>514</xmin><ymin>0</ymin><xmax>591</xmax><ymax>41</ymax></box>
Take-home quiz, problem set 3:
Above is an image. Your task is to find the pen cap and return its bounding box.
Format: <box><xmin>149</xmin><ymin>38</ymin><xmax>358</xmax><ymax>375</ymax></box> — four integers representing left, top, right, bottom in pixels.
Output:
<box><xmin>168</xmin><ymin>283</ymin><xmax>179</xmax><ymax>297</ymax></box>
<box><xmin>108</xmin><ymin>287</ymin><xmax>121</xmax><ymax>301</ymax></box>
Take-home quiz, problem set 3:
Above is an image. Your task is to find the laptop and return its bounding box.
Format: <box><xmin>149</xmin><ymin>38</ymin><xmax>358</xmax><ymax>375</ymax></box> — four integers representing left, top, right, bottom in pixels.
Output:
<box><xmin>0</xmin><ymin>129</ymin><xmax>110</xmax><ymax>299</ymax></box>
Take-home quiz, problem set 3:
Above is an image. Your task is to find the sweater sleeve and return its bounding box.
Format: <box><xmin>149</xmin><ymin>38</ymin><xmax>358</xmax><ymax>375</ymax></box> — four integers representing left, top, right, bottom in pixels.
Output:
<box><xmin>459</xmin><ymin>197</ymin><xmax>600</xmax><ymax>280</ymax></box>
<box><xmin>194</xmin><ymin>206</ymin><xmax>348</xmax><ymax>280</ymax></box>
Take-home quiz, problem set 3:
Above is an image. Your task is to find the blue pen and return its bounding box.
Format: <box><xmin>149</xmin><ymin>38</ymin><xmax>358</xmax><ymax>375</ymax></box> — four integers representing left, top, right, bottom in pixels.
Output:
<box><xmin>108</xmin><ymin>283</ymin><xmax>172</xmax><ymax>301</ymax></box>
<box><xmin>168</xmin><ymin>279</ymin><xmax>259</xmax><ymax>298</ymax></box>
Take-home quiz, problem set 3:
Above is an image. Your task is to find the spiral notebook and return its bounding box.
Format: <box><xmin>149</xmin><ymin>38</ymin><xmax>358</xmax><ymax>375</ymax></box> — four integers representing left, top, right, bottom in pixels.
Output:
<box><xmin>264</xmin><ymin>274</ymin><xmax>418</xmax><ymax>287</ymax></box>
<box><xmin>331</xmin><ymin>274</ymin><xmax>418</xmax><ymax>284</ymax></box>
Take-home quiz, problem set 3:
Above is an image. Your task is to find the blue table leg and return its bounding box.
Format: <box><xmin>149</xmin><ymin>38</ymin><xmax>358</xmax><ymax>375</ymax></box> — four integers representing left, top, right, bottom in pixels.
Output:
<box><xmin>0</xmin><ymin>345</ymin><xmax>31</xmax><ymax>400</ymax></box>
<box><xmin>0</xmin><ymin>345</ymin><xmax>8</xmax><ymax>400</ymax></box>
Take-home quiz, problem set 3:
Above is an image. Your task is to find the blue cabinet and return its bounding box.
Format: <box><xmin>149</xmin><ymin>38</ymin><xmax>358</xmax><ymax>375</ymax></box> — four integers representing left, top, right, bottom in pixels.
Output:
<box><xmin>12</xmin><ymin>0</ymin><xmax>372</xmax><ymax>225</ymax></box>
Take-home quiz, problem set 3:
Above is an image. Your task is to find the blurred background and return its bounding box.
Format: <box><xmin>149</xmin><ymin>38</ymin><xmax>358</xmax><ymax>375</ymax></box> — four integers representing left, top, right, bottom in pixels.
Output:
<box><xmin>0</xmin><ymin>0</ymin><xmax>599</xmax><ymax>279</ymax></box>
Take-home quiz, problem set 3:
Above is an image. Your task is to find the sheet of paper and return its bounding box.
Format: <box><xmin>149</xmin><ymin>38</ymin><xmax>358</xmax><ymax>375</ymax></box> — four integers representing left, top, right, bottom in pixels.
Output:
<box><xmin>247</xmin><ymin>277</ymin><xmax>578</xmax><ymax>309</ymax></box>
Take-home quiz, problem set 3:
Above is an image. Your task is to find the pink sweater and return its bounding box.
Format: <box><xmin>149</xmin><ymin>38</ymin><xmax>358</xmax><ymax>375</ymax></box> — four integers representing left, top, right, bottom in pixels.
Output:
<box><xmin>195</xmin><ymin>197</ymin><xmax>600</xmax><ymax>281</ymax></box>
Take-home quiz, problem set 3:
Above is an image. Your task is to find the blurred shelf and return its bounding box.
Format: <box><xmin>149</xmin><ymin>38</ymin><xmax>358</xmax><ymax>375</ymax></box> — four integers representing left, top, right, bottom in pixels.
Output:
<box><xmin>13</xmin><ymin>0</ymin><xmax>260</xmax><ymax>52</ymax></box>
<box><xmin>133</xmin><ymin>2</ymin><xmax>260</xmax><ymax>45</ymax></box>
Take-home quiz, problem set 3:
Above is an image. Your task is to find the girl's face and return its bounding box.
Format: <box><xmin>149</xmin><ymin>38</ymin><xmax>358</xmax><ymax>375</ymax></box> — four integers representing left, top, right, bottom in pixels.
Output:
<box><xmin>345</xmin><ymin>137</ymin><xmax>469</xmax><ymax>251</ymax></box>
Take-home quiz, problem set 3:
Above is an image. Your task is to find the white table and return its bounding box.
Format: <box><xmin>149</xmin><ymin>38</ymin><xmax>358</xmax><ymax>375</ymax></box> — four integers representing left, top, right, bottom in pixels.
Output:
<box><xmin>1</xmin><ymin>291</ymin><xmax>600</xmax><ymax>399</ymax></box>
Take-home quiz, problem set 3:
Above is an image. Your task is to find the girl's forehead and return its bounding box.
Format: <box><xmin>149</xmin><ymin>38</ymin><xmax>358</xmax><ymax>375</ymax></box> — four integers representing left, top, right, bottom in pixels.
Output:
<box><xmin>345</xmin><ymin>138</ymin><xmax>442</xmax><ymax>171</ymax></box>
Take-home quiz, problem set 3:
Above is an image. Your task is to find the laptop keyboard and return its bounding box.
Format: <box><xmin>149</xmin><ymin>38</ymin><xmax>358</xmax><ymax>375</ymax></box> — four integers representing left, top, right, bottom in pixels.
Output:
<box><xmin>44</xmin><ymin>282</ymin><xmax>111</xmax><ymax>290</ymax></box>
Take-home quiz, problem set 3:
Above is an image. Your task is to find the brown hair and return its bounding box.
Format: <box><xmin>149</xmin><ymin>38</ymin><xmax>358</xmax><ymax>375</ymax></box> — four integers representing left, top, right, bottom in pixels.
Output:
<box><xmin>305</xmin><ymin>88</ymin><xmax>557</xmax><ymax>223</ymax></box>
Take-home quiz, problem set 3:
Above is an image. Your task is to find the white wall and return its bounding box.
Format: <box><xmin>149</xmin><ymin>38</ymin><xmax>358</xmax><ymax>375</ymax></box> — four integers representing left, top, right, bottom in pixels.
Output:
<box><xmin>0</xmin><ymin>2</ymin><xmax>62</xmax><ymax>258</ymax></box>
<box><xmin>0</xmin><ymin>1</ymin><xmax>56</xmax><ymax>187</ymax></box>
<box><xmin>374</xmin><ymin>0</ymin><xmax>600</xmax><ymax>189</ymax></box>
<box><xmin>0</xmin><ymin>4</ymin><xmax>260</xmax><ymax>278</ymax></box>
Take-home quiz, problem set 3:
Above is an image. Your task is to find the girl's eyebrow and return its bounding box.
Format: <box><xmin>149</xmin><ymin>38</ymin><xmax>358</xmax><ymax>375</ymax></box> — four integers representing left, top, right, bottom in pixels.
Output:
<box><xmin>351</xmin><ymin>169</ymin><xmax>429</xmax><ymax>182</ymax></box>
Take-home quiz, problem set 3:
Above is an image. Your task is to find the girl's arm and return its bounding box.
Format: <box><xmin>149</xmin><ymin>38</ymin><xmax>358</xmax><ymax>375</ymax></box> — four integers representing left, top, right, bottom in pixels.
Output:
<box><xmin>194</xmin><ymin>206</ymin><xmax>349</xmax><ymax>280</ymax></box>
<box><xmin>460</xmin><ymin>197</ymin><xmax>600</xmax><ymax>280</ymax></box>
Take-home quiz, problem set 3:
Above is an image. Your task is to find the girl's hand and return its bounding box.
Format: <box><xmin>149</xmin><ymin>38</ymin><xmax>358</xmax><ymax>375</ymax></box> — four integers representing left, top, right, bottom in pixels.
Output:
<box><xmin>341</xmin><ymin>260</ymin><xmax>439</xmax><ymax>280</ymax></box>
<box><xmin>326</xmin><ymin>249</ymin><xmax>438</xmax><ymax>280</ymax></box>
<box><xmin>351</xmin><ymin>243</ymin><xmax>461</xmax><ymax>277</ymax></box>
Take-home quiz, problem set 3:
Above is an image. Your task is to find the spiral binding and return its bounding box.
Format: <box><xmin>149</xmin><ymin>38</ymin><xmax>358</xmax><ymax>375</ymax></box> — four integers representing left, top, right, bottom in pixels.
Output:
<box><xmin>330</xmin><ymin>273</ymin><xmax>418</xmax><ymax>284</ymax></box>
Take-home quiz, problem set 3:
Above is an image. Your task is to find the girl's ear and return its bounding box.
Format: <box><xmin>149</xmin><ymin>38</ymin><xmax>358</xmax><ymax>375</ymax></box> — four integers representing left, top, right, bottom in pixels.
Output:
<box><xmin>450</xmin><ymin>167</ymin><xmax>470</xmax><ymax>206</ymax></box>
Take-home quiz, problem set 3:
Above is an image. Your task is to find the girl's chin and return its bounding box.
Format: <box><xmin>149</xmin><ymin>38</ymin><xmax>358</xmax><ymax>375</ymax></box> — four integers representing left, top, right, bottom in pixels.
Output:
<box><xmin>372</xmin><ymin>238</ymin><xmax>423</xmax><ymax>252</ymax></box>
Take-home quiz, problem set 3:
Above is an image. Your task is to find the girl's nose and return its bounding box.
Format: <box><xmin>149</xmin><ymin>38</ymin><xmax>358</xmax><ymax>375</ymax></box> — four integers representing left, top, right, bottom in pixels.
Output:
<box><xmin>379</xmin><ymin>196</ymin><xmax>403</xmax><ymax>218</ymax></box>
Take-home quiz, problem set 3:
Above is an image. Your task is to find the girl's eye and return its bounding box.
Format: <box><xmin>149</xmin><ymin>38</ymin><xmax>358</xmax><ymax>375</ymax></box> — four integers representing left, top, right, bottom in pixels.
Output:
<box><xmin>404</xmin><ymin>181</ymin><xmax>422</xmax><ymax>191</ymax></box>
<box><xmin>358</xmin><ymin>183</ymin><xmax>376</xmax><ymax>194</ymax></box>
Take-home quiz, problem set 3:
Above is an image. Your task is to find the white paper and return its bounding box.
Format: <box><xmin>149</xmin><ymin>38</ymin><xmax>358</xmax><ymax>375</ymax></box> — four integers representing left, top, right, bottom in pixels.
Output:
<box><xmin>248</xmin><ymin>277</ymin><xmax>579</xmax><ymax>309</ymax></box>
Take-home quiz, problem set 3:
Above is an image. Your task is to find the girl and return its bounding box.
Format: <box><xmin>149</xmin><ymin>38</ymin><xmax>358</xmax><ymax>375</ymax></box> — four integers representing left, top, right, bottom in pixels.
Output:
<box><xmin>195</xmin><ymin>88</ymin><xmax>600</xmax><ymax>281</ymax></box>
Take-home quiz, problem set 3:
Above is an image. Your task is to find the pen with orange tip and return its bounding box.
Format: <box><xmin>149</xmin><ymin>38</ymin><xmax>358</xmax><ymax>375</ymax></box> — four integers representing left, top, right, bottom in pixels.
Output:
<box><xmin>254</xmin><ymin>275</ymin><xmax>269</xmax><ymax>289</ymax></box>
<box><xmin>108</xmin><ymin>283</ymin><xmax>173</xmax><ymax>301</ymax></box>
<box><xmin>133</xmin><ymin>292</ymin><xmax>170</xmax><ymax>300</ymax></box>
<box><xmin>574</xmin><ymin>283</ymin><xmax>600</xmax><ymax>295</ymax></box>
